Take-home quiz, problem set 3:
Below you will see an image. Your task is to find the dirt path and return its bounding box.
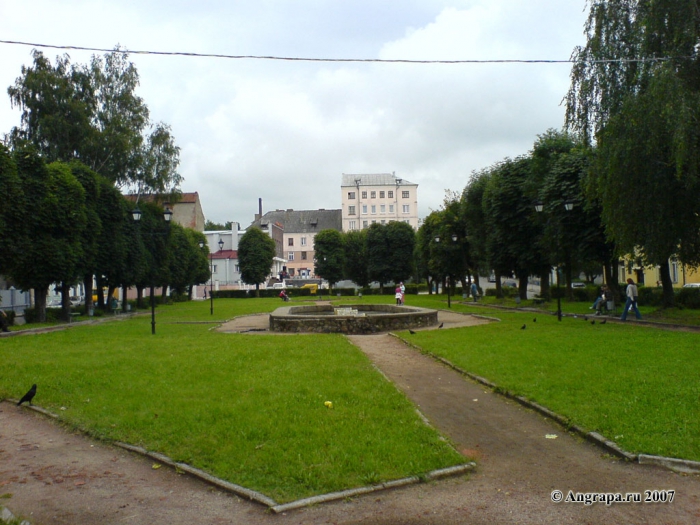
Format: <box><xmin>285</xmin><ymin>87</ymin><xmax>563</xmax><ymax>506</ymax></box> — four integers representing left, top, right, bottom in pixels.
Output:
<box><xmin>2</xmin><ymin>311</ymin><xmax>699</xmax><ymax>524</ymax></box>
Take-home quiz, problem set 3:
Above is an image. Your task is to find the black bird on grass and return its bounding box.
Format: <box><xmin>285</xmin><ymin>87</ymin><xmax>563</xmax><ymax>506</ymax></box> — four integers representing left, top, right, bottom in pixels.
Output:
<box><xmin>521</xmin><ymin>324</ymin><xmax>526</xmax><ymax>330</ymax></box>
<box><xmin>590</xmin><ymin>320</ymin><xmax>596</xmax><ymax>325</ymax></box>
<box><xmin>17</xmin><ymin>384</ymin><xmax>37</xmax><ymax>406</ymax></box>
<box><xmin>438</xmin><ymin>322</ymin><xmax>444</xmax><ymax>329</ymax></box>
<box><xmin>533</xmin><ymin>318</ymin><xmax>537</xmax><ymax>323</ymax></box>
<box><xmin>409</xmin><ymin>329</ymin><xmax>416</xmax><ymax>335</ymax></box>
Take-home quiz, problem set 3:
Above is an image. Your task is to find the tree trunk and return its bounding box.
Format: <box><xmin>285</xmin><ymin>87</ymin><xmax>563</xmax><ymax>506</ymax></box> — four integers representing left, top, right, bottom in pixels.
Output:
<box><xmin>122</xmin><ymin>286</ymin><xmax>129</xmax><ymax>313</ymax></box>
<box><xmin>84</xmin><ymin>276</ymin><xmax>94</xmax><ymax>316</ymax></box>
<box><xmin>658</xmin><ymin>260</ymin><xmax>675</xmax><ymax>308</ymax></box>
<box><xmin>34</xmin><ymin>287</ymin><xmax>48</xmax><ymax>323</ymax></box>
<box><xmin>60</xmin><ymin>282</ymin><xmax>71</xmax><ymax>322</ymax></box>
<box><xmin>494</xmin><ymin>270</ymin><xmax>503</xmax><ymax>299</ymax></box>
<box><xmin>516</xmin><ymin>271</ymin><xmax>528</xmax><ymax>300</ymax></box>
<box><xmin>137</xmin><ymin>287</ymin><xmax>144</xmax><ymax>309</ymax></box>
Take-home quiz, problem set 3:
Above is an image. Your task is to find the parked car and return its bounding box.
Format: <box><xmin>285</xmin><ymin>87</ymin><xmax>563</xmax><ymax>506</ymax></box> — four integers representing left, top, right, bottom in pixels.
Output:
<box><xmin>682</xmin><ymin>283</ymin><xmax>700</xmax><ymax>288</ymax></box>
<box><xmin>271</xmin><ymin>282</ymin><xmax>286</xmax><ymax>290</ymax></box>
<box><xmin>571</xmin><ymin>282</ymin><xmax>586</xmax><ymax>288</ymax></box>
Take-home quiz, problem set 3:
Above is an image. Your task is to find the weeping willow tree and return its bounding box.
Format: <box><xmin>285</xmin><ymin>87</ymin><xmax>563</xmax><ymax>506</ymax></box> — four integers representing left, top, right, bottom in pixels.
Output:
<box><xmin>566</xmin><ymin>0</ymin><xmax>700</xmax><ymax>306</ymax></box>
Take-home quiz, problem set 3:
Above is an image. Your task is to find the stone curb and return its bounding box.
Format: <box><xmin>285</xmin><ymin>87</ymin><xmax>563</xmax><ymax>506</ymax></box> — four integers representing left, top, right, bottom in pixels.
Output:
<box><xmin>269</xmin><ymin>463</ymin><xmax>476</xmax><ymax>514</ymax></box>
<box><xmin>391</xmin><ymin>334</ymin><xmax>700</xmax><ymax>476</ymax></box>
<box><xmin>5</xmin><ymin>399</ymin><xmax>477</xmax><ymax>513</ymax></box>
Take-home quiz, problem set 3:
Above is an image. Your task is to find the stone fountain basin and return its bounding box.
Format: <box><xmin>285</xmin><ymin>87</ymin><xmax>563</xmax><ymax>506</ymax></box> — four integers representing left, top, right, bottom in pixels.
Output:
<box><xmin>269</xmin><ymin>304</ymin><xmax>438</xmax><ymax>334</ymax></box>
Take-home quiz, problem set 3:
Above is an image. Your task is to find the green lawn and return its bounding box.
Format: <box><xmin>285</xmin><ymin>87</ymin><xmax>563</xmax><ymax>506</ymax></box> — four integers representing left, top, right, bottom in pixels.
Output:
<box><xmin>0</xmin><ymin>299</ymin><xmax>464</xmax><ymax>503</ymax></box>
<box><xmin>398</xmin><ymin>295</ymin><xmax>700</xmax><ymax>462</ymax></box>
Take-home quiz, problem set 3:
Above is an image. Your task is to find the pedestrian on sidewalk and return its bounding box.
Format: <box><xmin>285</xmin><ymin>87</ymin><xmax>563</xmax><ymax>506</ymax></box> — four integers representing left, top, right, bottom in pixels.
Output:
<box><xmin>620</xmin><ymin>278</ymin><xmax>641</xmax><ymax>321</ymax></box>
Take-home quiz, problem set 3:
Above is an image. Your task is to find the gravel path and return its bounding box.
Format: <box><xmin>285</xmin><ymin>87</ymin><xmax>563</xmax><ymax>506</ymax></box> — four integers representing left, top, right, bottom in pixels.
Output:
<box><xmin>1</xmin><ymin>311</ymin><xmax>698</xmax><ymax>524</ymax></box>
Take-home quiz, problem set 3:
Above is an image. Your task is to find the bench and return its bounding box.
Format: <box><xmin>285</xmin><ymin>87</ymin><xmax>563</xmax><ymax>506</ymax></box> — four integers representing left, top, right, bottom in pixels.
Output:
<box><xmin>69</xmin><ymin>312</ymin><xmax>81</xmax><ymax>323</ymax></box>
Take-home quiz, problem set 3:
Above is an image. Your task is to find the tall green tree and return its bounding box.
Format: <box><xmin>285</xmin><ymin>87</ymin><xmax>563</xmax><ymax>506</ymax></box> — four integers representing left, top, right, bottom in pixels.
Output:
<box><xmin>385</xmin><ymin>221</ymin><xmax>416</xmax><ymax>285</ymax></box>
<box><xmin>566</xmin><ymin>0</ymin><xmax>700</xmax><ymax>306</ymax></box>
<box><xmin>9</xmin><ymin>150</ymin><xmax>87</xmax><ymax>321</ymax></box>
<box><xmin>313</xmin><ymin>229</ymin><xmax>345</xmax><ymax>290</ymax></box>
<box><xmin>8</xmin><ymin>48</ymin><xmax>182</xmax><ymax>194</ymax></box>
<box><xmin>482</xmin><ymin>157</ymin><xmax>543</xmax><ymax>300</ymax></box>
<box><xmin>342</xmin><ymin>229</ymin><xmax>369</xmax><ymax>288</ymax></box>
<box><xmin>0</xmin><ymin>145</ymin><xmax>25</xmax><ymax>274</ymax></box>
<box><xmin>238</xmin><ymin>227</ymin><xmax>276</xmax><ymax>297</ymax></box>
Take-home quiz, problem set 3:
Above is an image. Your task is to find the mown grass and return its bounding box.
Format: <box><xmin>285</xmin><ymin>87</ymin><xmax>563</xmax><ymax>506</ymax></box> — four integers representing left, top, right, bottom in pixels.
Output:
<box><xmin>394</xmin><ymin>298</ymin><xmax>700</xmax><ymax>462</ymax></box>
<box><xmin>0</xmin><ymin>298</ymin><xmax>464</xmax><ymax>503</ymax></box>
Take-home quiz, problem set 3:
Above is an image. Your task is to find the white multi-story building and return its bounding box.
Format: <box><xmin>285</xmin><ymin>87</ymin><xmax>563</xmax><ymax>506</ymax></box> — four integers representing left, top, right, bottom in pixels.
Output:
<box><xmin>340</xmin><ymin>173</ymin><xmax>419</xmax><ymax>231</ymax></box>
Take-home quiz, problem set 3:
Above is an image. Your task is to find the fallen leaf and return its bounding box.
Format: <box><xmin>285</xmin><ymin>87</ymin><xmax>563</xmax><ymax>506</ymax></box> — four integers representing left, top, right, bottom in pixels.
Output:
<box><xmin>545</xmin><ymin>434</ymin><xmax>558</xmax><ymax>439</ymax></box>
<box><xmin>152</xmin><ymin>464</ymin><xmax>161</xmax><ymax>470</ymax></box>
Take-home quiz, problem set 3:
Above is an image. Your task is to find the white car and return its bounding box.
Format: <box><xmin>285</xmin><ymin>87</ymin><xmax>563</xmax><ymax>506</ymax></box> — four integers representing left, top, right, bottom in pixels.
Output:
<box><xmin>682</xmin><ymin>283</ymin><xmax>700</xmax><ymax>288</ymax></box>
<box><xmin>271</xmin><ymin>282</ymin><xmax>286</xmax><ymax>290</ymax></box>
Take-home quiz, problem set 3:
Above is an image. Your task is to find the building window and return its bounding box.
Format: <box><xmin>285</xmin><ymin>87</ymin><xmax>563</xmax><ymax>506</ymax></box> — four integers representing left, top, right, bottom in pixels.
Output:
<box><xmin>288</xmin><ymin>252</ymin><xmax>294</xmax><ymax>260</ymax></box>
<box><xmin>371</xmin><ymin>205</ymin><xmax>376</xmax><ymax>214</ymax></box>
<box><xmin>389</xmin><ymin>204</ymin><xmax>394</xmax><ymax>213</ymax></box>
<box><xmin>301</xmin><ymin>237</ymin><xmax>307</xmax><ymax>246</ymax></box>
<box><xmin>379</xmin><ymin>191</ymin><xmax>385</xmax><ymax>198</ymax></box>
<box><xmin>362</xmin><ymin>220</ymin><xmax>368</xmax><ymax>228</ymax></box>
<box><xmin>361</xmin><ymin>191</ymin><xmax>367</xmax><ymax>199</ymax></box>
<box><xmin>348</xmin><ymin>205</ymin><xmax>356</xmax><ymax>215</ymax></box>
<box><xmin>235</xmin><ymin>265</ymin><xmax>240</xmax><ymax>272</ymax></box>
<box><xmin>348</xmin><ymin>191</ymin><xmax>356</xmax><ymax>199</ymax></box>
<box><xmin>402</xmin><ymin>190</ymin><xmax>410</xmax><ymax>198</ymax></box>
<box><xmin>388</xmin><ymin>190</ymin><xmax>394</xmax><ymax>198</ymax></box>
<box><xmin>372</xmin><ymin>220</ymin><xmax>376</xmax><ymax>224</ymax></box>
<box><xmin>370</xmin><ymin>191</ymin><xmax>376</xmax><ymax>198</ymax></box>
<box><xmin>380</xmin><ymin>204</ymin><xmax>386</xmax><ymax>213</ymax></box>
<box><xmin>288</xmin><ymin>238</ymin><xmax>294</xmax><ymax>246</ymax></box>
<box><xmin>403</xmin><ymin>205</ymin><xmax>410</xmax><ymax>213</ymax></box>
<box><xmin>349</xmin><ymin>220</ymin><xmax>356</xmax><ymax>230</ymax></box>
<box><xmin>362</xmin><ymin>205</ymin><xmax>368</xmax><ymax>214</ymax></box>
<box><xmin>381</xmin><ymin>220</ymin><xmax>386</xmax><ymax>224</ymax></box>
<box><xmin>301</xmin><ymin>251</ymin><xmax>307</xmax><ymax>260</ymax></box>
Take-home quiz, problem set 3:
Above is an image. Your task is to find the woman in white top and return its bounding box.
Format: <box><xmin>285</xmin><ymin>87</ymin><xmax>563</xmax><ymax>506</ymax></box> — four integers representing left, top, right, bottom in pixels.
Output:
<box><xmin>620</xmin><ymin>278</ymin><xmax>641</xmax><ymax>320</ymax></box>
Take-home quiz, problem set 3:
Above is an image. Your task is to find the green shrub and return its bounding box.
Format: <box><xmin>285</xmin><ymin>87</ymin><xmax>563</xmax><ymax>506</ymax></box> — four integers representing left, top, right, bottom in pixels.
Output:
<box><xmin>23</xmin><ymin>307</ymin><xmax>62</xmax><ymax>323</ymax></box>
<box><xmin>638</xmin><ymin>286</ymin><xmax>664</xmax><ymax>307</ymax></box>
<box><xmin>676</xmin><ymin>287</ymin><xmax>700</xmax><ymax>309</ymax></box>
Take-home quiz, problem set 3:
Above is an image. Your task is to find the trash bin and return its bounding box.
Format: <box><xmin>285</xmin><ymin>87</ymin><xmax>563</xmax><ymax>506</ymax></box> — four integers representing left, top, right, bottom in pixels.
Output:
<box><xmin>606</xmin><ymin>300</ymin><xmax>614</xmax><ymax>311</ymax></box>
<box><xmin>88</xmin><ymin>307</ymin><xmax>94</xmax><ymax>317</ymax></box>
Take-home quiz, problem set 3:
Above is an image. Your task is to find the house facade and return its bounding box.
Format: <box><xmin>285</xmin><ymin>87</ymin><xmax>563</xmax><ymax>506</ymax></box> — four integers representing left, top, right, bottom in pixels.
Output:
<box><xmin>340</xmin><ymin>173</ymin><xmax>419</xmax><ymax>231</ymax></box>
<box><xmin>249</xmin><ymin>209</ymin><xmax>342</xmax><ymax>279</ymax></box>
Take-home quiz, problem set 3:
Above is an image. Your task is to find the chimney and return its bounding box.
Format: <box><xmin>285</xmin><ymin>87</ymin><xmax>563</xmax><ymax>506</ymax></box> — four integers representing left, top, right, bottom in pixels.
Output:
<box><xmin>255</xmin><ymin>198</ymin><xmax>263</xmax><ymax>221</ymax></box>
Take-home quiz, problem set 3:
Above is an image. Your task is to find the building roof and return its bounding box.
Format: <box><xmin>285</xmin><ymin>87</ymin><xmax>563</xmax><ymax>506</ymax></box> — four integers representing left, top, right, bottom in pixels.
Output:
<box><xmin>249</xmin><ymin>209</ymin><xmax>342</xmax><ymax>233</ymax></box>
<box><xmin>341</xmin><ymin>173</ymin><xmax>416</xmax><ymax>187</ymax></box>
<box><xmin>211</xmin><ymin>249</ymin><xmax>238</xmax><ymax>260</ymax></box>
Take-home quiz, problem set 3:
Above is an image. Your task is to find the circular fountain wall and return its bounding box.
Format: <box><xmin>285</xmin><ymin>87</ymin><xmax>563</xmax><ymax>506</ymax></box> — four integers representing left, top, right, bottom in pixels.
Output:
<box><xmin>269</xmin><ymin>304</ymin><xmax>438</xmax><ymax>334</ymax></box>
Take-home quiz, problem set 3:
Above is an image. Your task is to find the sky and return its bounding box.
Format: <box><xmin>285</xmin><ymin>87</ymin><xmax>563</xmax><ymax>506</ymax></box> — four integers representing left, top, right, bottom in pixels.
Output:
<box><xmin>0</xmin><ymin>1</ymin><xmax>589</xmax><ymax>226</ymax></box>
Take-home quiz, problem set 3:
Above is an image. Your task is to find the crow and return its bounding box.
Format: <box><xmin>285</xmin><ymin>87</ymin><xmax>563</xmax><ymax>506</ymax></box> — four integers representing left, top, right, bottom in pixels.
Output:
<box><xmin>590</xmin><ymin>320</ymin><xmax>596</xmax><ymax>325</ymax></box>
<box><xmin>438</xmin><ymin>322</ymin><xmax>444</xmax><ymax>329</ymax></box>
<box><xmin>409</xmin><ymin>329</ymin><xmax>416</xmax><ymax>335</ymax></box>
<box><xmin>533</xmin><ymin>318</ymin><xmax>537</xmax><ymax>323</ymax></box>
<box><xmin>521</xmin><ymin>324</ymin><xmax>526</xmax><ymax>330</ymax></box>
<box><xmin>583</xmin><ymin>316</ymin><xmax>588</xmax><ymax>321</ymax></box>
<box><xmin>17</xmin><ymin>384</ymin><xmax>37</xmax><ymax>406</ymax></box>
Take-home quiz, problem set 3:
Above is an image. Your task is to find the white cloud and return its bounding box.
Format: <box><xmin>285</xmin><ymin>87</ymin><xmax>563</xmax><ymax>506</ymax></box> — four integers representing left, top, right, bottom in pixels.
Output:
<box><xmin>0</xmin><ymin>0</ymin><xmax>588</xmax><ymax>224</ymax></box>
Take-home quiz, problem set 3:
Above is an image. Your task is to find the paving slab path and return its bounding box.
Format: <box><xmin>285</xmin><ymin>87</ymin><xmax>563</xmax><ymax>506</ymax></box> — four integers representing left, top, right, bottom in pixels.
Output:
<box><xmin>1</xmin><ymin>311</ymin><xmax>699</xmax><ymax>524</ymax></box>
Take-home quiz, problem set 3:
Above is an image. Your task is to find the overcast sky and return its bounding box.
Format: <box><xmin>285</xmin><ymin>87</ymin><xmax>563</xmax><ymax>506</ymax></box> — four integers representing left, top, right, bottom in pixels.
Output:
<box><xmin>0</xmin><ymin>1</ymin><xmax>589</xmax><ymax>226</ymax></box>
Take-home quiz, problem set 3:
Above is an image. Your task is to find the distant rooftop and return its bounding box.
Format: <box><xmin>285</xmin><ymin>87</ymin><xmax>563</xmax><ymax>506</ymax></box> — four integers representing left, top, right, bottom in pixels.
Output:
<box><xmin>249</xmin><ymin>209</ymin><xmax>342</xmax><ymax>233</ymax></box>
<box><xmin>341</xmin><ymin>173</ymin><xmax>416</xmax><ymax>187</ymax></box>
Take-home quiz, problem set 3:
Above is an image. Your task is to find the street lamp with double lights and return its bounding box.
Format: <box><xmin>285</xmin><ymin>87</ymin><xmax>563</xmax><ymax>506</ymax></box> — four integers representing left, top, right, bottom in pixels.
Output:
<box><xmin>535</xmin><ymin>199</ymin><xmax>575</xmax><ymax>321</ymax></box>
<box><xmin>199</xmin><ymin>238</ymin><xmax>224</xmax><ymax>315</ymax></box>
<box><xmin>132</xmin><ymin>206</ymin><xmax>173</xmax><ymax>334</ymax></box>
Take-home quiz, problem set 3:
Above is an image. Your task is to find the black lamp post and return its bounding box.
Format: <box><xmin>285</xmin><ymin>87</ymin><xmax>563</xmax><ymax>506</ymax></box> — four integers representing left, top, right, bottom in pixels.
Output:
<box><xmin>199</xmin><ymin>238</ymin><xmax>224</xmax><ymax>315</ymax></box>
<box><xmin>132</xmin><ymin>206</ymin><xmax>173</xmax><ymax>334</ymax></box>
<box><xmin>435</xmin><ymin>234</ymin><xmax>458</xmax><ymax>308</ymax></box>
<box><xmin>535</xmin><ymin>200</ymin><xmax>574</xmax><ymax>321</ymax></box>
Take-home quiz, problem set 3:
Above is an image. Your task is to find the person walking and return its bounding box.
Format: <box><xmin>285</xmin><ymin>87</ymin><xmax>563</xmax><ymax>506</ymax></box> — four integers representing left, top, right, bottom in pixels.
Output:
<box><xmin>399</xmin><ymin>282</ymin><xmax>406</xmax><ymax>305</ymax></box>
<box><xmin>620</xmin><ymin>278</ymin><xmax>641</xmax><ymax>321</ymax></box>
<box><xmin>471</xmin><ymin>282</ymin><xmax>479</xmax><ymax>302</ymax></box>
<box><xmin>395</xmin><ymin>286</ymin><xmax>402</xmax><ymax>305</ymax></box>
